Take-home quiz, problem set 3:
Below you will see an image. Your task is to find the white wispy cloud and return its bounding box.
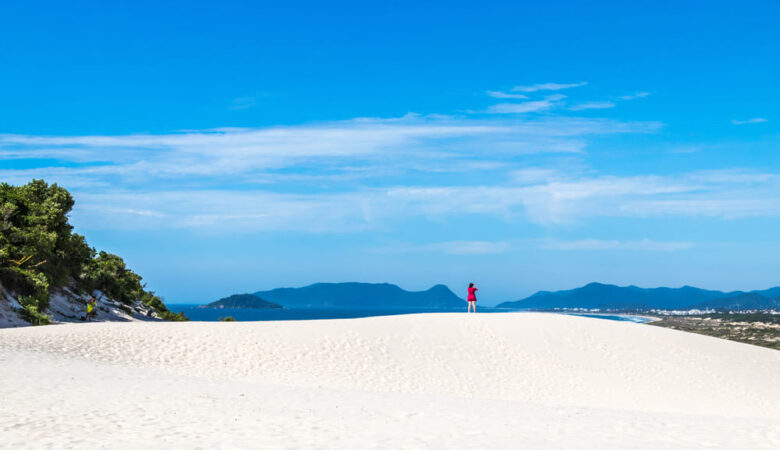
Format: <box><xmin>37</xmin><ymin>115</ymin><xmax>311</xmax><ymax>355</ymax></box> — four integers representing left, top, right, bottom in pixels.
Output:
<box><xmin>1</xmin><ymin>164</ymin><xmax>768</xmax><ymax>234</ymax></box>
<box><xmin>619</xmin><ymin>92</ymin><xmax>650</xmax><ymax>100</ymax></box>
<box><xmin>731</xmin><ymin>118</ymin><xmax>768</xmax><ymax>125</ymax></box>
<box><xmin>21</xmin><ymin>89</ymin><xmax>780</xmax><ymax>235</ymax></box>
<box><xmin>375</xmin><ymin>240</ymin><xmax>513</xmax><ymax>255</ymax></box>
<box><xmin>375</xmin><ymin>237</ymin><xmax>694</xmax><ymax>255</ymax></box>
<box><xmin>485</xmin><ymin>95</ymin><xmax>567</xmax><ymax>114</ymax></box>
<box><xmin>511</xmin><ymin>82</ymin><xmax>587</xmax><ymax>92</ymax></box>
<box><xmin>18</xmin><ymin>106</ymin><xmax>780</xmax><ymax>233</ymax></box>
<box><xmin>0</xmin><ymin>114</ymin><xmax>658</xmax><ymax>186</ymax></box>
<box><xmin>485</xmin><ymin>91</ymin><xmax>528</xmax><ymax>99</ymax></box>
<box><xmin>511</xmin><ymin>168</ymin><xmax>564</xmax><ymax>184</ymax></box>
<box><xmin>0</xmin><ymin>118</ymin><xmax>504</xmax><ymax>178</ymax></box>
<box><xmin>386</xmin><ymin>170</ymin><xmax>780</xmax><ymax>224</ymax></box>
<box><xmin>70</xmin><ymin>190</ymin><xmax>371</xmax><ymax>232</ymax></box>
<box><xmin>440</xmin><ymin>241</ymin><xmax>513</xmax><ymax>254</ymax></box>
<box><xmin>51</xmin><ymin>168</ymin><xmax>780</xmax><ymax>232</ymax></box>
<box><xmin>668</xmin><ymin>145</ymin><xmax>704</xmax><ymax>154</ymax></box>
<box><xmin>541</xmin><ymin>239</ymin><xmax>694</xmax><ymax>251</ymax></box>
<box><xmin>569</xmin><ymin>101</ymin><xmax>616</xmax><ymax>111</ymax></box>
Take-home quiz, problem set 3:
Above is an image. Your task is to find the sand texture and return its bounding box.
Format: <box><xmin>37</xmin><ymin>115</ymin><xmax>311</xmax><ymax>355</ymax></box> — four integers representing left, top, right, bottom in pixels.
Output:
<box><xmin>1</xmin><ymin>313</ymin><xmax>779</xmax><ymax>449</ymax></box>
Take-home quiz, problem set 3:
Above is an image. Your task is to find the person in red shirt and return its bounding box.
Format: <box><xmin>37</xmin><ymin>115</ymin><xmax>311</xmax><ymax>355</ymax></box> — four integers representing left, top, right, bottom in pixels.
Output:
<box><xmin>467</xmin><ymin>283</ymin><xmax>478</xmax><ymax>313</ymax></box>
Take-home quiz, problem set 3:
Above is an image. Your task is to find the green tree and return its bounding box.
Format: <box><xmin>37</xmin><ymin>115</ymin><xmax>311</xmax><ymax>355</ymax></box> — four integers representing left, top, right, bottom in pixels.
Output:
<box><xmin>0</xmin><ymin>180</ymin><xmax>186</xmax><ymax>324</ymax></box>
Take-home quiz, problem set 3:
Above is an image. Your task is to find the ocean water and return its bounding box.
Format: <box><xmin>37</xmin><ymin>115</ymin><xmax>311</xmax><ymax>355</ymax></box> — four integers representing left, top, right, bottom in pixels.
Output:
<box><xmin>566</xmin><ymin>313</ymin><xmax>654</xmax><ymax>324</ymax></box>
<box><xmin>167</xmin><ymin>305</ymin><xmax>465</xmax><ymax>321</ymax></box>
<box><xmin>167</xmin><ymin>305</ymin><xmax>652</xmax><ymax>323</ymax></box>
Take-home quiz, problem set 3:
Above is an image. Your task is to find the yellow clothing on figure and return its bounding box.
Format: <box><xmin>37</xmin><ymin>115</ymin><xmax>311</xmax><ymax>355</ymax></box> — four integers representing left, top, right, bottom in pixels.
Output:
<box><xmin>86</xmin><ymin>298</ymin><xmax>97</xmax><ymax>320</ymax></box>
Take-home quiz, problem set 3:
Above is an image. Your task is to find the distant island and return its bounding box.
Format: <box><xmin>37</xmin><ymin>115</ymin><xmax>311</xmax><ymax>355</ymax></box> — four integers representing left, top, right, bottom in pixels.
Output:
<box><xmin>498</xmin><ymin>282</ymin><xmax>780</xmax><ymax>311</ymax></box>
<box><xmin>202</xmin><ymin>293</ymin><xmax>283</xmax><ymax>309</ymax></box>
<box><xmin>249</xmin><ymin>282</ymin><xmax>467</xmax><ymax>309</ymax></box>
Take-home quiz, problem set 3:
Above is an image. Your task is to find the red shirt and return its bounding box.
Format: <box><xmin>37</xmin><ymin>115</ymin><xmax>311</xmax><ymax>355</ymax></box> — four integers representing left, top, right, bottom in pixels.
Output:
<box><xmin>467</xmin><ymin>287</ymin><xmax>477</xmax><ymax>301</ymax></box>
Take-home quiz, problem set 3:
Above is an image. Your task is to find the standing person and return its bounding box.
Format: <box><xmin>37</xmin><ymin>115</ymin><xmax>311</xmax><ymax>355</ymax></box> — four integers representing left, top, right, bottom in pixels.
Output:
<box><xmin>467</xmin><ymin>283</ymin><xmax>478</xmax><ymax>313</ymax></box>
<box><xmin>86</xmin><ymin>296</ymin><xmax>97</xmax><ymax>321</ymax></box>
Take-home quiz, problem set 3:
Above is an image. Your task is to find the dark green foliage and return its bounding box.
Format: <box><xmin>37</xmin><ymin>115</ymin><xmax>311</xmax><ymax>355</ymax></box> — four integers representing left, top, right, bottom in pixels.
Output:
<box><xmin>218</xmin><ymin>316</ymin><xmax>237</xmax><ymax>322</ymax></box>
<box><xmin>0</xmin><ymin>180</ymin><xmax>89</xmax><ymax>311</ymax></box>
<box><xmin>17</xmin><ymin>295</ymin><xmax>50</xmax><ymax>325</ymax></box>
<box><xmin>18</xmin><ymin>305</ymin><xmax>50</xmax><ymax>325</ymax></box>
<box><xmin>708</xmin><ymin>313</ymin><xmax>780</xmax><ymax>325</ymax></box>
<box><xmin>158</xmin><ymin>310</ymin><xmax>188</xmax><ymax>321</ymax></box>
<box><xmin>82</xmin><ymin>251</ymin><xmax>144</xmax><ymax>305</ymax></box>
<box><xmin>0</xmin><ymin>180</ymin><xmax>186</xmax><ymax>323</ymax></box>
<box><xmin>649</xmin><ymin>313</ymin><xmax>780</xmax><ymax>350</ymax></box>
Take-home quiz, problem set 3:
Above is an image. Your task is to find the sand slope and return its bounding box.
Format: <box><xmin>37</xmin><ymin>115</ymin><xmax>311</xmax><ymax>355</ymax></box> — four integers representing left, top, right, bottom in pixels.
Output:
<box><xmin>0</xmin><ymin>284</ymin><xmax>162</xmax><ymax>328</ymax></box>
<box><xmin>1</xmin><ymin>313</ymin><xmax>779</xmax><ymax>449</ymax></box>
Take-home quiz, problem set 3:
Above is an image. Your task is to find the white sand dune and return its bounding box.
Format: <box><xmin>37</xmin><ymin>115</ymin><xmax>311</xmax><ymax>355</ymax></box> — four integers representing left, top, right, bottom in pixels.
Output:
<box><xmin>1</xmin><ymin>313</ymin><xmax>779</xmax><ymax>449</ymax></box>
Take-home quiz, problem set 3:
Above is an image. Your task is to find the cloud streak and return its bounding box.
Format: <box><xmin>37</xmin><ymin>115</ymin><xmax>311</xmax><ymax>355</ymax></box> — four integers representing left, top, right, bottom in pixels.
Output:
<box><xmin>569</xmin><ymin>101</ymin><xmax>616</xmax><ymax>111</ymax></box>
<box><xmin>619</xmin><ymin>92</ymin><xmax>650</xmax><ymax>100</ymax></box>
<box><xmin>485</xmin><ymin>91</ymin><xmax>528</xmax><ymax>99</ymax></box>
<box><xmin>374</xmin><ymin>240</ymin><xmax>514</xmax><ymax>255</ymax></box>
<box><xmin>11</xmin><ymin>110</ymin><xmax>776</xmax><ymax>234</ymax></box>
<box><xmin>15</xmin><ymin>85</ymin><xmax>764</xmax><ymax>238</ymax></box>
<box><xmin>0</xmin><ymin>114</ymin><xmax>659</xmax><ymax>186</ymax></box>
<box><xmin>484</xmin><ymin>95</ymin><xmax>567</xmax><ymax>114</ymax></box>
<box><xmin>541</xmin><ymin>238</ymin><xmax>694</xmax><ymax>251</ymax></box>
<box><xmin>731</xmin><ymin>118</ymin><xmax>767</xmax><ymax>125</ymax></box>
<box><xmin>511</xmin><ymin>82</ymin><xmax>587</xmax><ymax>92</ymax></box>
<box><xmin>44</xmin><ymin>169</ymin><xmax>780</xmax><ymax>234</ymax></box>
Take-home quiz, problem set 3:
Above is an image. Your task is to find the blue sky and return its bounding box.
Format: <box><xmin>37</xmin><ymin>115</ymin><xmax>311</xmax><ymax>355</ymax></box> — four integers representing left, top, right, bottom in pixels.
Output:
<box><xmin>2</xmin><ymin>1</ymin><xmax>780</xmax><ymax>305</ymax></box>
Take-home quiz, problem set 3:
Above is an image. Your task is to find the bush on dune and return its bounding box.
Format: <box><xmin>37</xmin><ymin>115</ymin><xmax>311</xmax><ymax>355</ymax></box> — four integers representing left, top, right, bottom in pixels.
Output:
<box><xmin>0</xmin><ymin>180</ymin><xmax>187</xmax><ymax>323</ymax></box>
<box><xmin>17</xmin><ymin>297</ymin><xmax>50</xmax><ymax>325</ymax></box>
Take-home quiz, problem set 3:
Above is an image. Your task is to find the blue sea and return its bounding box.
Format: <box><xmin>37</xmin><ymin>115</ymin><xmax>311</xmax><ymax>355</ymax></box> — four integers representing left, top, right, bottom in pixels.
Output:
<box><xmin>168</xmin><ymin>305</ymin><xmax>652</xmax><ymax>323</ymax></box>
<box><xmin>566</xmin><ymin>313</ymin><xmax>654</xmax><ymax>323</ymax></box>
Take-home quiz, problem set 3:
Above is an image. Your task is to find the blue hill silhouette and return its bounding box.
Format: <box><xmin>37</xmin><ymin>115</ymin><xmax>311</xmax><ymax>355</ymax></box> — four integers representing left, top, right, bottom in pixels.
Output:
<box><xmin>497</xmin><ymin>282</ymin><xmax>780</xmax><ymax>310</ymax></box>
<box><xmin>253</xmin><ymin>282</ymin><xmax>466</xmax><ymax>308</ymax></box>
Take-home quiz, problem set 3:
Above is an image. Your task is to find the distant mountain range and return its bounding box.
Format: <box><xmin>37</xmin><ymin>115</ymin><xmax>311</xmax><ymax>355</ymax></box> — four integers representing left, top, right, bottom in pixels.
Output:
<box><xmin>497</xmin><ymin>282</ymin><xmax>780</xmax><ymax>311</ymax></box>
<box><xmin>250</xmin><ymin>282</ymin><xmax>467</xmax><ymax>309</ymax></box>
<box><xmin>203</xmin><ymin>294</ymin><xmax>283</xmax><ymax>309</ymax></box>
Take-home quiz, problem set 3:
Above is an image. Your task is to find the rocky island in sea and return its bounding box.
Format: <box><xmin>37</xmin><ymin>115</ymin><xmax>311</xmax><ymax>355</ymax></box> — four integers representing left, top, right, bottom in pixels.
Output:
<box><xmin>201</xmin><ymin>293</ymin><xmax>283</xmax><ymax>309</ymax></box>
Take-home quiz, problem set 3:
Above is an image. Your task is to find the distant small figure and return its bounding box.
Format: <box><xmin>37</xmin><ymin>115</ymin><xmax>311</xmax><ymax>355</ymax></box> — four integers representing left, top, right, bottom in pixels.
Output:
<box><xmin>85</xmin><ymin>296</ymin><xmax>97</xmax><ymax>321</ymax></box>
<box><xmin>467</xmin><ymin>283</ymin><xmax>478</xmax><ymax>313</ymax></box>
